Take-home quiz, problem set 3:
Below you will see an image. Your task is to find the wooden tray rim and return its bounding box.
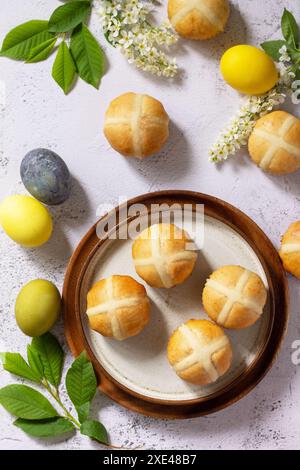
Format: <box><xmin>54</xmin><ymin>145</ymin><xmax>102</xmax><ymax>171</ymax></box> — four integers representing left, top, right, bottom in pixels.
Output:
<box><xmin>63</xmin><ymin>190</ymin><xmax>289</xmax><ymax>419</ymax></box>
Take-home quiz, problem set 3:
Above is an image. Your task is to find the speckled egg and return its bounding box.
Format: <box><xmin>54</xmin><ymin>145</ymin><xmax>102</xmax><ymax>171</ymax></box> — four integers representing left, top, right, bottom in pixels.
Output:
<box><xmin>20</xmin><ymin>148</ymin><xmax>72</xmax><ymax>205</ymax></box>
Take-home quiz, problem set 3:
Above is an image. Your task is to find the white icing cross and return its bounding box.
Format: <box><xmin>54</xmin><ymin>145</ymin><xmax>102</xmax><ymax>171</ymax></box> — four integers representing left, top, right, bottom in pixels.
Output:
<box><xmin>131</xmin><ymin>93</ymin><xmax>143</xmax><ymax>157</ymax></box>
<box><xmin>174</xmin><ymin>324</ymin><xmax>229</xmax><ymax>382</ymax></box>
<box><xmin>253</xmin><ymin>115</ymin><xmax>300</xmax><ymax>170</ymax></box>
<box><xmin>134</xmin><ymin>224</ymin><xmax>197</xmax><ymax>288</ymax></box>
<box><xmin>86</xmin><ymin>277</ymin><xmax>145</xmax><ymax>340</ymax></box>
<box><xmin>171</xmin><ymin>0</ymin><xmax>225</xmax><ymax>32</ymax></box>
<box><xmin>205</xmin><ymin>269</ymin><xmax>263</xmax><ymax>325</ymax></box>
<box><xmin>281</xmin><ymin>243</ymin><xmax>300</xmax><ymax>254</ymax></box>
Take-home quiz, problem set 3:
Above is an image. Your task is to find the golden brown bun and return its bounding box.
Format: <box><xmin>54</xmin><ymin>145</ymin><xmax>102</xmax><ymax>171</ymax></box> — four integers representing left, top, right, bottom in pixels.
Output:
<box><xmin>132</xmin><ymin>223</ymin><xmax>198</xmax><ymax>288</ymax></box>
<box><xmin>279</xmin><ymin>221</ymin><xmax>300</xmax><ymax>279</ymax></box>
<box><xmin>167</xmin><ymin>319</ymin><xmax>232</xmax><ymax>385</ymax></box>
<box><xmin>202</xmin><ymin>265</ymin><xmax>267</xmax><ymax>329</ymax></box>
<box><xmin>248</xmin><ymin>111</ymin><xmax>300</xmax><ymax>175</ymax></box>
<box><xmin>86</xmin><ymin>275</ymin><xmax>150</xmax><ymax>340</ymax></box>
<box><xmin>168</xmin><ymin>0</ymin><xmax>229</xmax><ymax>40</ymax></box>
<box><xmin>104</xmin><ymin>92</ymin><xmax>169</xmax><ymax>159</ymax></box>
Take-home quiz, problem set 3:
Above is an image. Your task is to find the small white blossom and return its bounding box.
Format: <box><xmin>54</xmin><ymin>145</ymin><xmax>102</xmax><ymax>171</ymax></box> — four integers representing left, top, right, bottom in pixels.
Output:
<box><xmin>96</xmin><ymin>0</ymin><xmax>178</xmax><ymax>78</ymax></box>
<box><xmin>279</xmin><ymin>45</ymin><xmax>291</xmax><ymax>62</ymax></box>
<box><xmin>119</xmin><ymin>30</ymin><xmax>134</xmax><ymax>48</ymax></box>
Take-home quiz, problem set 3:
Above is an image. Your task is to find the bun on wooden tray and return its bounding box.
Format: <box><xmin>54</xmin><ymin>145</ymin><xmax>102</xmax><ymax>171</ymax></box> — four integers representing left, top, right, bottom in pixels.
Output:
<box><xmin>132</xmin><ymin>223</ymin><xmax>198</xmax><ymax>288</ymax></box>
<box><xmin>86</xmin><ymin>275</ymin><xmax>150</xmax><ymax>340</ymax></box>
<box><xmin>202</xmin><ymin>265</ymin><xmax>267</xmax><ymax>329</ymax></box>
<box><xmin>167</xmin><ymin>319</ymin><xmax>232</xmax><ymax>385</ymax></box>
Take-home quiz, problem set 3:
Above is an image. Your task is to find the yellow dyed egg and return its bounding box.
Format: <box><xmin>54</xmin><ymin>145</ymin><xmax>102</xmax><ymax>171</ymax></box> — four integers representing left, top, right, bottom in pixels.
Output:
<box><xmin>0</xmin><ymin>195</ymin><xmax>53</xmax><ymax>247</ymax></box>
<box><xmin>15</xmin><ymin>279</ymin><xmax>61</xmax><ymax>337</ymax></box>
<box><xmin>220</xmin><ymin>45</ymin><xmax>278</xmax><ymax>95</ymax></box>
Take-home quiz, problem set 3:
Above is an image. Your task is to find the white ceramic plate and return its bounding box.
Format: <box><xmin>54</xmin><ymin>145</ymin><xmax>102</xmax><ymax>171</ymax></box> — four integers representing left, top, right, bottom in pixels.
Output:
<box><xmin>80</xmin><ymin>211</ymin><xmax>270</xmax><ymax>403</ymax></box>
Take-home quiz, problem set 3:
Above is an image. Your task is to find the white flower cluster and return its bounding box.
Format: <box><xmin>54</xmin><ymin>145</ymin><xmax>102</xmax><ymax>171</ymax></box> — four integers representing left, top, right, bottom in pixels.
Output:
<box><xmin>209</xmin><ymin>47</ymin><xmax>296</xmax><ymax>163</ymax></box>
<box><xmin>96</xmin><ymin>0</ymin><xmax>178</xmax><ymax>77</ymax></box>
<box><xmin>209</xmin><ymin>86</ymin><xmax>286</xmax><ymax>162</ymax></box>
<box><xmin>277</xmin><ymin>45</ymin><xmax>296</xmax><ymax>86</ymax></box>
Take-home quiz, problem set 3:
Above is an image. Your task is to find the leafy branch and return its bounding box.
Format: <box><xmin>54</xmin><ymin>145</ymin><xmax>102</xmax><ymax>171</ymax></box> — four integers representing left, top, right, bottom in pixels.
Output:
<box><xmin>0</xmin><ymin>333</ymin><xmax>108</xmax><ymax>445</ymax></box>
<box><xmin>261</xmin><ymin>8</ymin><xmax>300</xmax><ymax>79</ymax></box>
<box><xmin>0</xmin><ymin>1</ymin><xmax>105</xmax><ymax>94</ymax></box>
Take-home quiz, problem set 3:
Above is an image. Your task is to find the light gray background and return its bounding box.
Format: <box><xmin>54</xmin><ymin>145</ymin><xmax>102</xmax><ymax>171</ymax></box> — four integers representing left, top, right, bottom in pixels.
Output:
<box><xmin>0</xmin><ymin>0</ymin><xmax>299</xmax><ymax>450</ymax></box>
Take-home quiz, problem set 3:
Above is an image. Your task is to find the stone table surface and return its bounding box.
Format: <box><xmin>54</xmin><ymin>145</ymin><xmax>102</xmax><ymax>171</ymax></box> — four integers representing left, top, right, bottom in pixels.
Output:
<box><xmin>0</xmin><ymin>0</ymin><xmax>300</xmax><ymax>450</ymax></box>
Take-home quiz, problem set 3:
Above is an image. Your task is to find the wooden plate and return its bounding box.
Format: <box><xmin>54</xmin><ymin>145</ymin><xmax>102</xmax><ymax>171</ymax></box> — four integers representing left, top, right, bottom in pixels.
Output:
<box><xmin>63</xmin><ymin>190</ymin><xmax>289</xmax><ymax>419</ymax></box>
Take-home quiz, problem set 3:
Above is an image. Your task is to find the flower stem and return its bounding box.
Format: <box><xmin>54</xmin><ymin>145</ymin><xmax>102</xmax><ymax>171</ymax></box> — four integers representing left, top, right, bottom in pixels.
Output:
<box><xmin>42</xmin><ymin>380</ymin><xmax>81</xmax><ymax>429</ymax></box>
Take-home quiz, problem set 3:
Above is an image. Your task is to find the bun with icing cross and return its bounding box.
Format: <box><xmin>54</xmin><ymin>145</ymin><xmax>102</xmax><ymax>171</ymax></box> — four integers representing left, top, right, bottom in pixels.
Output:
<box><xmin>202</xmin><ymin>265</ymin><xmax>267</xmax><ymax>329</ymax></box>
<box><xmin>168</xmin><ymin>0</ymin><xmax>230</xmax><ymax>40</ymax></box>
<box><xmin>132</xmin><ymin>223</ymin><xmax>198</xmax><ymax>288</ymax></box>
<box><xmin>104</xmin><ymin>92</ymin><xmax>169</xmax><ymax>159</ymax></box>
<box><xmin>167</xmin><ymin>319</ymin><xmax>232</xmax><ymax>385</ymax></box>
<box><xmin>86</xmin><ymin>275</ymin><xmax>150</xmax><ymax>340</ymax></box>
<box><xmin>248</xmin><ymin>110</ymin><xmax>300</xmax><ymax>175</ymax></box>
<box><xmin>279</xmin><ymin>221</ymin><xmax>300</xmax><ymax>279</ymax></box>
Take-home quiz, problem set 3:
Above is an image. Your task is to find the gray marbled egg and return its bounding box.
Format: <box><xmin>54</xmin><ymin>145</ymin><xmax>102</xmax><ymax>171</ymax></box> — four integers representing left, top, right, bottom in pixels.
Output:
<box><xmin>20</xmin><ymin>149</ymin><xmax>72</xmax><ymax>205</ymax></box>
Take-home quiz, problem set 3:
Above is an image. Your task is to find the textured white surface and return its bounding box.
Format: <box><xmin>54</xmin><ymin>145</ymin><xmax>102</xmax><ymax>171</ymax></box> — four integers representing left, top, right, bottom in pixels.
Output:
<box><xmin>0</xmin><ymin>0</ymin><xmax>300</xmax><ymax>450</ymax></box>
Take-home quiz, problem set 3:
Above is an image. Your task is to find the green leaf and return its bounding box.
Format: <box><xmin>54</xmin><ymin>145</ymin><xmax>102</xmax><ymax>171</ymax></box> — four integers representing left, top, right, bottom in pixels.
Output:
<box><xmin>27</xmin><ymin>345</ymin><xmax>44</xmax><ymax>379</ymax></box>
<box><xmin>52</xmin><ymin>41</ymin><xmax>77</xmax><ymax>94</ymax></box>
<box><xmin>48</xmin><ymin>1</ymin><xmax>91</xmax><ymax>33</ymax></box>
<box><xmin>295</xmin><ymin>68</ymin><xmax>300</xmax><ymax>81</ymax></box>
<box><xmin>281</xmin><ymin>8</ymin><xmax>299</xmax><ymax>48</ymax></box>
<box><xmin>31</xmin><ymin>333</ymin><xmax>64</xmax><ymax>387</ymax></box>
<box><xmin>261</xmin><ymin>40</ymin><xmax>287</xmax><ymax>61</ymax></box>
<box><xmin>0</xmin><ymin>384</ymin><xmax>58</xmax><ymax>420</ymax></box>
<box><xmin>0</xmin><ymin>20</ymin><xmax>53</xmax><ymax>60</ymax></box>
<box><xmin>65</xmin><ymin>351</ymin><xmax>97</xmax><ymax>423</ymax></box>
<box><xmin>26</xmin><ymin>37</ymin><xmax>57</xmax><ymax>63</ymax></box>
<box><xmin>70</xmin><ymin>24</ymin><xmax>105</xmax><ymax>88</ymax></box>
<box><xmin>14</xmin><ymin>417</ymin><xmax>75</xmax><ymax>437</ymax></box>
<box><xmin>0</xmin><ymin>352</ymin><xmax>41</xmax><ymax>383</ymax></box>
<box><xmin>80</xmin><ymin>420</ymin><xmax>108</xmax><ymax>445</ymax></box>
<box><xmin>76</xmin><ymin>402</ymin><xmax>90</xmax><ymax>423</ymax></box>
